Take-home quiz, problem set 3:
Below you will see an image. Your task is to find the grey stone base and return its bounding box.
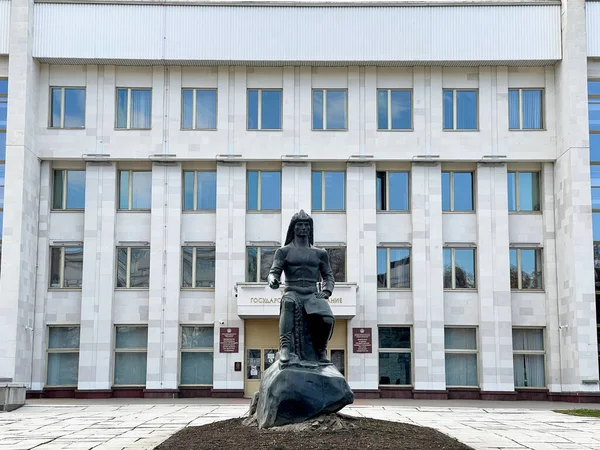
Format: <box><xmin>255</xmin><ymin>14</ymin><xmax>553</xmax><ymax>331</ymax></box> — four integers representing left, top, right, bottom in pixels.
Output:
<box><xmin>1</xmin><ymin>383</ymin><xmax>27</xmax><ymax>412</ymax></box>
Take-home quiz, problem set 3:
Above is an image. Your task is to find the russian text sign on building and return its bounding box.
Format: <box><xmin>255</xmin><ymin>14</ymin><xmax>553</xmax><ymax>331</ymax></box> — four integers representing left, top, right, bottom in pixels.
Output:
<box><xmin>352</xmin><ymin>328</ymin><xmax>372</xmax><ymax>353</ymax></box>
<box><xmin>219</xmin><ymin>327</ymin><xmax>239</xmax><ymax>353</ymax></box>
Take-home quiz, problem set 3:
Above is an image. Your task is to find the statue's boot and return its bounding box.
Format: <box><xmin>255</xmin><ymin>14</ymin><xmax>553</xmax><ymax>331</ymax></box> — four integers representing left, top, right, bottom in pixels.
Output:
<box><xmin>279</xmin><ymin>333</ymin><xmax>292</xmax><ymax>363</ymax></box>
<box><xmin>279</xmin><ymin>297</ymin><xmax>295</xmax><ymax>363</ymax></box>
<box><xmin>314</xmin><ymin>316</ymin><xmax>335</xmax><ymax>364</ymax></box>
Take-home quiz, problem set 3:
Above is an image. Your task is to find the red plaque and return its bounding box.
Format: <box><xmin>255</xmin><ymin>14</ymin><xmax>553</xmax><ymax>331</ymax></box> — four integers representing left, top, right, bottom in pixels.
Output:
<box><xmin>353</xmin><ymin>327</ymin><xmax>372</xmax><ymax>353</ymax></box>
<box><xmin>219</xmin><ymin>327</ymin><xmax>239</xmax><ymax>353</ymax></box>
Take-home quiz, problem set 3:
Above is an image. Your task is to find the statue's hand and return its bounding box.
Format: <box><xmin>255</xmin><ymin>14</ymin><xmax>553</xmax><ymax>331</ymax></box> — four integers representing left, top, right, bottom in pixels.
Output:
<box><xmin>267</xmin><ymin>274</ymin><xmax>280</xmax><ymax>289</ymax></box>
<box><xmin>315</xmin><ymin>290</ymin><xmax>331</xmax><ymax>299</ymax></box>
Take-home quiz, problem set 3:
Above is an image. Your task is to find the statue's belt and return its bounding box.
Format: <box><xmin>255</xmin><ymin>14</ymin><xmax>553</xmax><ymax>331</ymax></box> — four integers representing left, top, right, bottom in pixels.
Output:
<box><xmin>285</xmin><ymin>280</ymin><xmax>317</xmax><ymax>287</ymax></box>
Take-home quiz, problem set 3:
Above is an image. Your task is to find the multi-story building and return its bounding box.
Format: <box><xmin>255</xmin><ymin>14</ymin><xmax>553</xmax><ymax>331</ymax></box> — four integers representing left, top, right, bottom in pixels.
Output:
<box><xmin>0</xmin><ymin>0</ymin><xmax>599</xmax><ymax>401</ymax></box>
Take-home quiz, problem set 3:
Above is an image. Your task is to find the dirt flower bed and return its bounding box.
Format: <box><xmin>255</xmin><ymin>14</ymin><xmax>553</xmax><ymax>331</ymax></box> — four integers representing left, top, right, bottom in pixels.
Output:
<box><xmin>155</xmin><ymin>414</ymin><xmax>473</xmax><ymax>450</ymax></box>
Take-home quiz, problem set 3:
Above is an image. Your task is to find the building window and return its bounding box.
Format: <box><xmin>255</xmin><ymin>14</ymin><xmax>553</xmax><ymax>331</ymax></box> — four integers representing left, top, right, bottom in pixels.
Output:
<box><xmin>117</xmin><ymin>247</ymin><xmax>150</xmax><ymax>288</ymax></box>
<box><xmin>50</xmin><ymin>247</ymin><xmax>83</xmax><ymax>289</ymax></box>
<box><xmin>312</xmin><ymin>89</ymin><xmax>347</xmax><ymax>130</ymax></box>
<box><xmin>443</xmin><ymin>248</ymin><xmax>476</xmax><ymax>289</ymax></box>
<box><xmin>182</xmin><ymin>247</ymin><xmax>215</xmax><ymax>288</ymax></box>
<box><xmin>52</xmin><ymin>169</ymin><xmax>85</xmax><ymax>210</ymax></box>
<box><xmin>508</xmin><ymin>171</ymin><xmax>541</xmax><ymax>212</ymax></box>
<box><xmin>596</xmin><ymin>294</ymin><xmax>600</xmax><ymax>372</ymax></box>
<box><xmin>50</xmin><ymin>87</ymin><xmax>86</xmax><ymax>129</ymax></box>
<box><xmin>114</xmin><ymin>326</ymin><xmax>148</xmax><ymax>386</ymax></box>
<box><xmin>377</xmin><ymin>248</ymin><xmax>411</xmax><ymax>289</ymax></box>
<box><xmin>312</xmin><ymin>171</ymin><xmax>345</xmax><ymax>211</ymax></box>
<box><xmin>247</xmin><ymin>171</ymin><xmax>281</xmax><ymax>211</ymax></box>
<box><xmin>376</xmin><ymin>171</ymin><xmax>409</xmax><ymax>211</ymax></box>
<box><xmin>510</xmin><ymin>248</ymin><xmax>543</xmax><ymax>290</ymax></box>
<box><xmin>182</xmin><ymin>88</ymin><xmax>217</xmax><ymax>130</ymax></box>
<box><xmin>183</xmin><ymin>171</ymin><xmax>216</xmax><ymax>211</ymax></box>
<box><xmin>248</xmin><ymin>89</ymin><xmax>282</xmax><ymax>130</ymax></box>
<box><xmin>377</xmin><ymin>89</ymin><xmax>412</xmax><ymax>130</ymax></box>
<box><xmin>180</xmin><ymin>326</ymin><xmax>214</xmax><ymax>385</ymax></box>
<box><xmin>379</xmin><ymin>327</ymin><xmax>411</xmax><ymax>386</ymax></box>
<box><xmin>119</xmin><ymin>170</ymin><xmax>152</xmax><ymax>210</ymax></box>
<box><xmin>323</xmin><ymin>247</ymin><xmax>346</xmax><ymax>282</ymax></box>
<box><xmin>443</xmin><ymin>89</ymin><xmax>478</xmax><ymax>130</ymax></box>
<box><xmin>442</xmin><ymin>171</ymin><xmax>474</xmax><ymax>211</ymax></box>
<box><xmin>593</xmin><ymin>166</ymin><xmax>600</xmax><ymax>242</ymax></box>
<box><xmin>47</xmin><ymin>326</ymin><xmax>80</xmax><ymax>387</ymax></box>
<box><xmin>513</xmin><ymin>328</ymin><xmax>545</xmax><ymax>388</ymax></box>
<box><xmin>445</xmin><ymin>328</ymin><xmax>478</xmax><ymax>387</ymax></box>
<box><xmin>509</xmin><ymin>89</ymin><xmax>544</xmax><ymax>130</ymax></box>
<box><xmin>0</xmin><ymin>78</ymin><xmax>6</xmax><ymax>262</ymax></box>
<box><xmin>116</xmin><ymin>88</ymin><xmax>151</xmax><ymax>129</ymax></box>
<box><xmin>246</xmin><ymin>247</ymin><xmax>277</xmax><ymax>282</ymax></box>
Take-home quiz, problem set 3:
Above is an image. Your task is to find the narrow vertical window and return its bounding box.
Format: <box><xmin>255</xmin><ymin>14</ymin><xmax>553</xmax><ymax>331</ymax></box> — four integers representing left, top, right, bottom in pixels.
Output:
<box><xmin>443</xmin><ymin>247</ymin><xmax>476</xmax><ymax>289</ymax></box>
<box><xmin>512</xmin><ymin>328</ymin><xmax>545</xmax><ymax>388</ymax></box>
<box><xmin>47</xmin><ymin>327</ymin><xmax>80</xmax><ymax>386</ymax></box>
<box><xmin>378</xmin><ymin>327</ymin><xmax>412</xmax><ymax>386</ymax></box>
<box><xmin>180</xmin><ymin>326</ymin><xmax>214</xmax><ymax>385</ymax></box>
<box><xmin>114</xmin><ymin>326</ymin><xmax>148</xmax><ymax>386</ymax></box>
<box><xmin>510</xmin><ymin>248</ymin><xmax>543</xmax><ymax>290</ymax></box>
<box><xmin>445</xmin><ymin>328</ymin><xmax>478</xmax><ymax>387</ymax></box>
<box><xmin>507</xmin><ymin>171</ymin><xmax>541</xmax><ymax>212</ymax></box>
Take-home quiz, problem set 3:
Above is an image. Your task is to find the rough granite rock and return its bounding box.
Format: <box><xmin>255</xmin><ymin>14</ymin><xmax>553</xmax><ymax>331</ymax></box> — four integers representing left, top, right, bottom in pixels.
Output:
<box><xmin>256</xmin><ymin>362</ymin><xmax>355</xmax><ymax>429</ymax></box>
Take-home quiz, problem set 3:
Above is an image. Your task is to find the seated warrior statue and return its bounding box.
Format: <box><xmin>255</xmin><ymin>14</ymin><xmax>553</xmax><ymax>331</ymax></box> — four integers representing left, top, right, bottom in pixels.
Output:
<box><xmin>267</xmin><ymin>210</ymin><xmax>335</xmax><ymax>365</ymax></box>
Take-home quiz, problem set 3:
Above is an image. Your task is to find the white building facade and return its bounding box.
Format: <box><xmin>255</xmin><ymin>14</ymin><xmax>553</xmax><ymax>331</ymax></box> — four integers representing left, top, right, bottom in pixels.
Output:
<box><xmin>0</xmin><ymin>0</ymin><xmax>599</xmax><ymax>401</ymax></box>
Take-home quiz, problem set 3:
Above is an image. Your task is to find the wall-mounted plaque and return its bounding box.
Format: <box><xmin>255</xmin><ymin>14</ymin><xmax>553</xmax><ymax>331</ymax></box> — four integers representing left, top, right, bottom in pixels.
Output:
<box><xmin>219</xmin><ymin>327</ymin><xmax>239</xmax><ymax>353</ymax></box>
<box><xmin>352</xmin><ymin>327</ymin><xmax>372</xmax><ymax>353</ymax></box>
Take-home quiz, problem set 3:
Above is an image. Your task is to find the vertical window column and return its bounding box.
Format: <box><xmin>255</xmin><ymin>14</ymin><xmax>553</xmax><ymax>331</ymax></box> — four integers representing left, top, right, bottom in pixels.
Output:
<box><xmin>114</xmin><ymin>326</ymin><xmax>148</xmax><ymax>386</ymax></box>
<box><xmin>47</xmin><ymin>327</ymin><xmax>80</xmax><ymax>387</ymax></box>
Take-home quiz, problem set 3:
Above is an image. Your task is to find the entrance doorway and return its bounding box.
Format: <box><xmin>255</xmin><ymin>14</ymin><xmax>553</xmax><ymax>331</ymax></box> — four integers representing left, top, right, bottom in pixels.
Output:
<box><xmin>244</xmin><ymin>319</ymin><xmax>347</xmax><ymax>398</ymax></box>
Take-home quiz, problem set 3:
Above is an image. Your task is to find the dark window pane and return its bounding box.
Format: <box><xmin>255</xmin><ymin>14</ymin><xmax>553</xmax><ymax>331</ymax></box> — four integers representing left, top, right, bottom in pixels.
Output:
<box><xmin>246</xmin><ymin>248</ymin><xmax>258</xmax><ymax>282</ymax></box>
<box><xmin>63</xmin><ymin>247</ymin><xmax>83</xmax><ymax>288</ymax></box>
<box><xmin>182</xmin><ymin>247</ymin><xmax>193</xmax><ymax>288</ymax></box>
<box><xmin>196</xmin><ymin>247</ymin><xmax>215</xmax><ymax>288</ymax></box>
<box><xmin>116</xmin><ymin>89</ymin><xmax>128</xmax><ymax>128</ymax></box>
<box><xmin>182</xmin><ymin>90</ymin><xmax>193</xmax><ymax>129</ymax></box>
<box><xmin>261</xmin><ymin>90</ymin><xmax>282</xmax><ymax>130</ymax></box>
<box><xmin>247</xmin><ymin>90</ymin><xmax>259</xmax><ymax>130</ymax></box>
<box><xmin>53</xmin><ymin>170</ymin><xmax>64</xmax><ymax>209</ymax></box>
<box><xmin>453</xmin><ymin>172</ymin><xmax>473</xmax><ymax>211</ymax></box>
<box><xmin>312</xmin><ymin>90</ymin><xmax>323</xmax><ymax>130</ymax></box>
<box><xmin>591</xmin><ymin>134</ymin><xmax>600</xmax><ymax>162</ymax></box>
<box><xmin>377</xmin><ymin>90</ymin><xmax>388</xmax><ymax>130</ymax></box>
<box><xmin>512</xmin><ymin>328</ymin><xmax>543</xmax><ymax>351</ymax></box>
<box><xmin>376</xmin><ymin>171</ymin><xmax>386</xmax><ymax>211</ymax></box>
<box><xmin>379</xmin><ymin>353</ymin><xmax>411</xmax><ymax>385</ymax></box>
<box><xmin>445</xmin><ymin>353</ymin><xmax>478</xmax><ymax>386</ymax></box>
<box><xmin>247</xmin><ymin>171</ymin><xmax>258</xmax><ymax>210</ymax></box>
<box><xmin>594</xmin><ymin>213</ymin><xmax>600</xmax><ymax>241</ymax></box>
<box><xmin>197</xmin><ymin>171</ymin><xmax>216</xmax><ymax>210</ymax></box>
<box><xmin>260</xmin><ymin>171</ymin><xmax>281</xmax><ymax>210</ymax></box>
<box><xmin>518</xmin><ymin>172</ymin><xmax>540</xmax><ymax>211</ymax></box>
<box><xmin>48</xmin><ymin>327</ymin><xmax>80</xmax><ymax>349</ymax></box>
<box><xmin>508</xmin><ymin>90</ymin><xmax>520</xmax><ymax>129</ymax></box>
<box><xmin>260</xmin><ymin>248</ymin><xmax>276</xmax><ymax>282</ymax></box>
<box><xmin>49</xmin><ymin>247</ymin><xmax>62</xmax><ymax>288</ymax></box>
<box><xmin>129</xmin><ymin>248</ymin><xmax>150</xmax><ymax>288</ymax></box>
<box><xmin>326</xmin><ymin>90</ymin><xmax>346</xmax><ymax>130</ymax></box>
<box><xmin>64</xmin><ymin>88</ymin><xmax>85</xmax><ymax>128</ymax></box>
<box><xmin>377</xmin><ymin>248</ymin><xmax>387</xmax><ymax>288</ymax></box>
<box><xmin>114</xmin><ymin>352</ymin><xmax>147</xmax><ymax>385</ymax></box>
<box><xmin>66</xmin><ymin>170</ymin><xmax>85</xmax><ymax>209</ymax></box>
<box><xmin>443</xmin><ymin>248</ymin><xmax>452</xmax><ymax>288</ymax></box>
<box><xmin>131</xmin><ymin>171</ymin><xmax>152</xmax><ymax>210</ymax></box>
<box><xmin>119</xmin><ymin>171</ymin><xmax>129</xmax><ymax>209</ymax></box>
<box><xmin>324</xmin><ymin>172</ymin><xmax>344</xmax><ymax>210</ymax></box>
<box><xmin>507</xmin><ymin>172</ymin><xmax>517</xmax><ymax>211</ymax></box>
<box><xmin>388</xmin><ymin>172</ymin><xmax>409</xmax><ymax>211</ymax></box>
<box><xmin>326</xmin><ymin>248</ymin><xmax>346</xmax><ymax>282</ymax></box>
<box><xmin>442</xmin><ymin>172</ymin><xmax>451</xmax><ymax>211</ymax></box>
<box><xmin>521</xmin><ymin>249</ymin><xmax>542</xmax><ymax>289</ymax></box>
<box><xmin>443</xmin><ymin>90</ymin><xmax>453</xmax><ymax>129</ymax></box>
<box><xmin>197</xmin><ymin>90</ymin><xmax>217</xmax><ymax>129</ymax></box>
<box><xmin>130</xmin><ymin>89</ymin><xmax>151</xmax><ymax>129</ymax></box>
<box><xmin>183</xmin><ymin>171</ymin><xmax>194</xmax><ymax>210</ymax></box>
<box><xmin>180</xmin><ymin>352</ymin><xmax>213</xmax><ymax>385</ymax></box>
<box><xmin>50</xmin><ymin>88</ymin><xmax>62</xmax><ymax>128</ymax></box>
<box><xmin>390</xmin><ymin>90</ymin><xmax>411</xmax><ymax>129</ymax></box>
<box><xmin>456</xmin><ymin>90</ymin><xmax>477</xmax><ymax>130</ymax></box>
<box><xmin>510</xmin><ymin>248</ymin><xmax>518</xmax><ymax>289</ymax></box>
<box><xmin>379</xmin><ymin>327</ymin><xmax>411</xmax><ymax>349</ymax></box>
<box><xmin>312</xmin><ymin>171</ymin><xmax>322</xmax><ymax>210</ymax></box>
<box><xmin>182</xmin><ymin>326</ymin><xmax>213</xmax><ymax>348</ymax></box>
<box><xmin>454</xmin><ymin>249</ymin><xmax>475</xmax><ymax>288</ymax></box>
<box><xmin>47</xmin><ymin>353</ymin><xmax>79</xmax><ymax>386</ymax></box>
<box><xmin>389</xmin><ymin>248</ymin><xmax>410</xmax><ymax>288</ymax></box>
<box><xmin>594</xmin><ymin>247</ymin><xmax>600</xmax><ymax>292</ymax></box>
<box><xmin>513</xmin><ymin>354</ymin><xmax>545</xmax><ymax>387</ymax></box>
<box><xmin>522</xmin><ymin>90</ymin><xmax>542</xmax><ymax>129</ymax></box>
<box><xmin>117</xmin><ymin>248</ymin><xmax>128</xmax><ymax>288</ymax></box>
<box><xmin>444</xmin><ymin>328</ymin><xmax>476</xmax><ymax>350</ymax></box>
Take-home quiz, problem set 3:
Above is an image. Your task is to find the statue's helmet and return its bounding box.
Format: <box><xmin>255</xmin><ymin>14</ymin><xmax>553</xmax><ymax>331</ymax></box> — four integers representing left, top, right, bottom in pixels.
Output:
<box><xmin>284</xmin><ymin>209</ymin><xmax>314</xmax><ymax>246</ymax></box>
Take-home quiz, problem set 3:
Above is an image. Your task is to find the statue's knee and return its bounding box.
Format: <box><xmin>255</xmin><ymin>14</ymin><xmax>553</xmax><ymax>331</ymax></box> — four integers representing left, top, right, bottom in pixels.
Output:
<box><xmin>281</xmin><ymin>297</ymin><xmax>295</xmax><ymax>311</ymax></box>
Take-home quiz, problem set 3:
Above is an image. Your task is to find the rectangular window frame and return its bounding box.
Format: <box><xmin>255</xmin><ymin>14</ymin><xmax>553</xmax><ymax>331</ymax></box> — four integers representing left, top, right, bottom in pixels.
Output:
<box><xmin>443</xmin><ymin>88</ymin><xmax>479</xmax><ymax>131</ymax></box>
<box><xmin>377</xmin><ymin>247</ymin><xmax>411</xmax><ymax>290</ymax></box>
<box><xmin>116</xmin><ymin>246</ymin><xmax>151</xmax><ymax>289</ymax></box>
<box><xmin>508</xmin><ymin>171</ymin><xmax>542</xmax><ymax>213</ymax></box>
<box><xmin>508</xmin><ymin>88</ymin><xmax>545</xmax><ymax>131</ymax></box>
<box><xmin>245</xmin><ymin>246</ymin><xmax>278</xmax><ymax>283</ymax></box>
<box><xmin>311</xmin><ymin>170</ymin><xmax>346</xmax><ymax>212</ymax></box>
<box><xmin>378</xmin><ymin>326</ymin><xmax>413</xmax><ymax>387</ymax></box>
<box><xmin>181</xmin><ymin>246</ymin><xmax>216</xmax><ymax>289</ymax></box>
<box><xmin>113</xmin><ymin>325</ymin><xmax>148</xmax><ymax>387</ymax></box>
<box><xmin>118</xmin><ymin>169</ymin><xmax>152</xmax><ymax>211</ymax></box>
<box><xmin>444</xmin><ymin>327</ymin><xmax>479</xmax><ymax>388</ymax></box>
<box><xmin>246</xmin><ymin>170</ymin><xmax>282</xmax><ymax>212</ymax></box>
<box><xmin>49</xmin><ymin>87</ymin><xmax>86</xmax><ymax>129</ymax></box>
<box><xmin>442</xmin><ymin>171</ymin><xmax>475</xmax><ymax>212</ymax></box>
<box><xmin>510</xmin><ymin>247</ymin><xmax>544</xmax><ymax>291</ymax></box>
<box><xmin>182</xmin><ymin>170</ymin><xmax>217</xmax><ymax>212</ymax></box>
<box><xmin>322</xmin><ymin>246</ymin><xmax>347</xmax><ymax>283</ymax></box>
<box><xmin>247</xmin><ymin>88</ymin><xmax>283</xmax><ymax>131</ymax></box>
<box><xmin>49</xmin><ymin>246</ymin><xmax>83</xmax><ymax>290</ymax></box>
<box><xmin>311</xmin><ymin>88</ymin><xmax>348</xmax><ymax>131</ymax></box>
<box><xmin>444</xmin><ymin>247</ymin><xmax>477</xmax><ymax>290</ymax></box>
<box><xmin>376</xmin><ymin>171</ymin><xmax>410</xmax><ymax>212</ymax></box>
<box><xmin>115</xmin><ymin>87</ymin><xmax>152</xmax><ymax>130</ymax></box>
<box><xmin>52</xmin><ymin>169</ymin><xmax>85</xmax><ymax>211</ymax></box>
<box><xmin>181</xmin><ymin>88</ymin><xmax>218</xmax><ymax>131</ymax></box>
<box><xmin>512</xmin><ymin>327</ymin><xmax>546</xmax><ymax>389</ymax></box>
<box><xmin>376</xmin><ymin>89</ymin><xmax>413</xmax><ymax>131</ymax></box>
<box><xmin>46</xmin><ymin>325</ymin><xmax>80</xmax><ymax>387</ymax></box>
<box><xmin>179</xmin><ymin>325</ymin><xmax>214</xmax><ymax>387</ymax></box>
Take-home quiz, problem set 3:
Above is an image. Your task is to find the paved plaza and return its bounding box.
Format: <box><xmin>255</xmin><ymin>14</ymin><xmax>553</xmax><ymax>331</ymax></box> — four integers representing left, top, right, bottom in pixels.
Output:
<box><xmin>0</xmin><ymin>399</ymin><xmax>599</xmax><ymax>450</ymax></box>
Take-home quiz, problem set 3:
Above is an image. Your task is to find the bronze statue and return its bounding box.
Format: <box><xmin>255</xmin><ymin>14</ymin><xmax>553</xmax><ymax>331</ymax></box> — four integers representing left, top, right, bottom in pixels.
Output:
<box><xmin>267</xmin><ymin>209</ymin><xmax>335</xmax><ymax>365</ymax></box>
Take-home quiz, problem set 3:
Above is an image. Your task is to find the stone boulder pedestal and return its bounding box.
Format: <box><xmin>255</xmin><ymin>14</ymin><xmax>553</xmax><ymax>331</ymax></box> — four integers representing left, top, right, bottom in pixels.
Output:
<box><xmin>256</xmin><ymin>362</ymin><xmax>354</xmax><ymax>429</ymax></box>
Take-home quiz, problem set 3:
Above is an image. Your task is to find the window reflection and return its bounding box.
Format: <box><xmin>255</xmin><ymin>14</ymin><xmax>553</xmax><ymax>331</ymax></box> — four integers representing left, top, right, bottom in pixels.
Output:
<box><xmin>247</xmin><ymin>171</ymin><xmax>281</xmax><ymax>211</ymax></box>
